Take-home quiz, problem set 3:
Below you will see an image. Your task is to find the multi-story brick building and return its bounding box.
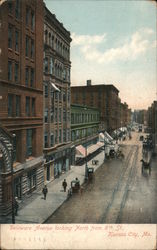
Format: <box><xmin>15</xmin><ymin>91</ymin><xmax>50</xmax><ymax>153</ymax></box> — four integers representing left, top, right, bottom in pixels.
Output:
<box><xmin>71</xmin><ymin>81</ymin><xmax>120</xmax><ymax>133</ymax></box>
<box><xmin>43</xmin><ymin>6</ymin><xmax>72</xmax><ymax>181</ymax></box>
<box><xmin>0</xmin><ymin>0</ymin><xmax>44</xmax><ymax>215</ymax></box>
<box><xmin>71</xmin><ymin>104</ymin><xmax>101</xmax><ymax>163</ymax></box>
<box><xmin>120</xmin><ymin>102</ymin><xmax>131</xmax><ymax>128</ymax></box>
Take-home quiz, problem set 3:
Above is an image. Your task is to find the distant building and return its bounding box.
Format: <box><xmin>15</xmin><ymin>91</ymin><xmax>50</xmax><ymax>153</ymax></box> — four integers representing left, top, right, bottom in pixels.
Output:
<box><xmin>71</xmin><ymin>81</ymin><xmax>122</xmax><ymax>133</ymax></box>
<box><xmin>133</xmin><ymin>110</ymin><xmax>147</xmax><ymax>125</ymax></box>
<box><xmin>0</xmin><ymin>0</ymin><xmax>44</xmax><ymax>216</ymax></box>
<box><xmin>43</xmin><ymin>6</ymin><xmax>72</xmax><ymax>181</ymax></box>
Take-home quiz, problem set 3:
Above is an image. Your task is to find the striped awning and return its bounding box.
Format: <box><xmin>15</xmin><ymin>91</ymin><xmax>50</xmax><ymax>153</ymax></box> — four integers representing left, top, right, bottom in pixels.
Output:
<box><xmin>50</xmin><ymin>82</ymin><xmax>60</xmax><ymax>92</ymax></box>
<box><xmin>75</xmin><ymin>145</ymin><xmax>86</xmax><ymax>158</ymax></box>
<box><xmin>87</xmin><ymin>144</ymin><xmax>100</xmax><ymax>155</ymax></box>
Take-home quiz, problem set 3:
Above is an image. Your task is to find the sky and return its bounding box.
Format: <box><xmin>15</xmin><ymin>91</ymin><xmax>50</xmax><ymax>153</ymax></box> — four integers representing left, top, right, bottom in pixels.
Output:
<box><xmin>45</xmin><ymin>0</ymin><xmax>157</xmax><ymax>110</ymax></box>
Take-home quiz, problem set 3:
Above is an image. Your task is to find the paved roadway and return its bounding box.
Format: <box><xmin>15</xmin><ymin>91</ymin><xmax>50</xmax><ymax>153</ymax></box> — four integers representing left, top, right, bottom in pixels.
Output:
<box><xmin>46</xmin><ymin>132</ymin><xmax>157</xmax><ymax>224</ymax></box>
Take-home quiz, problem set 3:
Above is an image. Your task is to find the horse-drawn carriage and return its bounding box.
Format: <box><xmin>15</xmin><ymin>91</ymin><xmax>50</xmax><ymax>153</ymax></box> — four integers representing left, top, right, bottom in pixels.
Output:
<box><xmin>141</xmin><ymin>150</ymin><xmax>151</xmax><ymax>175</ymax></box>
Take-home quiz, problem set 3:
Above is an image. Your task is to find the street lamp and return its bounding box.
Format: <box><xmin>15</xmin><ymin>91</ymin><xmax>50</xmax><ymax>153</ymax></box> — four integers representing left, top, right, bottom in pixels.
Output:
<box><xmin>85</xmin><ymin>145</ymin><xmax>88</xmax><ymax>181</ymax></box>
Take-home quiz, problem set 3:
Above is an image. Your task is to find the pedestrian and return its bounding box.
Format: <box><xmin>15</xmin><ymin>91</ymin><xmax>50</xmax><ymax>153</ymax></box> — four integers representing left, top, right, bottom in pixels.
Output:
<box><xmin>62</xmin><ymin>179</ymin><xmax>67</xmax><ymax>192</ymax></box>
<box><xmin>42</xmin><ymin>185</ymin><xmax>48</xmax><ymax>200</ymax></box>
<box><xmin>14</xmin><ymin>197</ymin><xmax>19</xmax><ymax>216</ymax></box>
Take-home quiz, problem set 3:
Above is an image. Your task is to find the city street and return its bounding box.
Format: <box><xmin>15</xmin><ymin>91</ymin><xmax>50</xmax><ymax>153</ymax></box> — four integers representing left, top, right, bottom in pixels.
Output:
<box><xmin>46</xmin><ymin>132</ymin><xmax>157</xmax><ymax>224</ymax></box>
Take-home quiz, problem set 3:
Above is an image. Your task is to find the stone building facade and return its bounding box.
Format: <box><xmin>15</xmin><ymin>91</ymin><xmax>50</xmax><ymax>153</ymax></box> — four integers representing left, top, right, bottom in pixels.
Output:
<box><xmin>0</xmin><ymin>0</ymin><xmax>44</xmax><ymax>215</ymax></box>
<box><xmin>43</xmin><ymin>7</ymin><xmax>72</xmax><ymax>181</ymax></box>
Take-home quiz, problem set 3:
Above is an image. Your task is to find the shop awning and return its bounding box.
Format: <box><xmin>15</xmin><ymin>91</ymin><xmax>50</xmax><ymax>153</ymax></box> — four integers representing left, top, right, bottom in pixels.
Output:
<box><xmin>50</xmin><ymin>82</ymin><xmax>60</xmax><ymax>92</ymax></box>
<box><xmin>96</xmin><ymin>141</ymin><xmax>104</xmax><ymax>147</ymax></box>
<box><xmin>87</xmin><ymin>144</ymin><xmax>100</xmax><ymax>155</ymax></box>
<box><xmin>75</xmin><ymin>145</ymin><xmax>86</xmax><ymax>158</ymax></box>
<box><xmin>99</xmin><ymin>133</ymin><xmax>110</xmax><ymax>144</ymax></box>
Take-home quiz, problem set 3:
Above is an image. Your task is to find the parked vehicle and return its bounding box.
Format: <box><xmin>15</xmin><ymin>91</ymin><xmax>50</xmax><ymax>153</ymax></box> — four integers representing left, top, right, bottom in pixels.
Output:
<box><xmin>141</xmin><ymin>159</ymin><xmax>151</xmax><ymax>175</ymax></box>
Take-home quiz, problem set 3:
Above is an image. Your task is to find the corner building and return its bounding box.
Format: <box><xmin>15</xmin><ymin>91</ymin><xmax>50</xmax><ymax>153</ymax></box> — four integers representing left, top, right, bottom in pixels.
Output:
<box><xmin>0</xmin><ymin>0</ymin><xmax>44</xmax><ymax>215</ymax></box>
<box><xmin>43</xmin><ymin>7</ymin><xmax>72</xmax><ymax>182</ymax></box>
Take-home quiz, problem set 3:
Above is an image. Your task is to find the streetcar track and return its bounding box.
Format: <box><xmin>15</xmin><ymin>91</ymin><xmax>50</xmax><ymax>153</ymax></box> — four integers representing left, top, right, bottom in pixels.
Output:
<box><xmin>116</xmin><ymin>145</ymin><xmax>139</xmax><ymax>223</ymax></box>
<box><xmin>99</xmin><ymin>145</ymin><xmax>136</xmax><ymax>223</ymax></box>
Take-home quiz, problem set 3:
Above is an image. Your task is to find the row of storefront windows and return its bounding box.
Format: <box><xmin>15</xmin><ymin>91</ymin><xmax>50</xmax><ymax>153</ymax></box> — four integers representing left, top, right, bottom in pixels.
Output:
<box><xmin>71</xmin><ymin>113</ymin><xmax>99</xmax><ymax>124</ymax></box>
<box><xmin>71</xmin><ymin>127</ymin><xmax>98</xmax><ymax>141</ymax></box>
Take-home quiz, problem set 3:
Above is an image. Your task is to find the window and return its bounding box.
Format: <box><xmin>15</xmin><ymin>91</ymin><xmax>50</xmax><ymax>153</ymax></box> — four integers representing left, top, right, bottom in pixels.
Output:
<box><xmin>44</xmin><ymin>57</ymin><xmax>48</xmax><ymax>73</ymax></box>
<box><xmin>59</xmin><ymin>129</ymin><xmax>62</xmax><ymax>143</ymax></box>
<box><xmin>26</xmin><ymin>7</ymin><xmax>29</xmax><ymax>26</ymax></box>
<box><xmin>26</xmin><ymin>129</ymin><xmax>33</xmax><ymax>157</ymax></box>
<box><xmin>50</xmin><ymin>133</ymin><xmax>54</xmax><ymax>147</ymax></box>
<box><xmin>51</xmin><ymin>108</ymin><xmax>54</xmax><ymax>122</ymax></box>
<box><xmin>63</xmin><ymin>129</ymin><xmax>66</xmax><ymax>142</ymax></box>
<box><xmin>15</xmin><ymin>0</ymin><xmax>20</xmax><ymax>19</ymax></box>
<box><xmin>55</xmin><ymin>108</ymin><xmax>58</xmax><ymax>122</ymax></box>
<box><xmin>63</xmin><ymin>91</ymin><xmax>66</xmax><ymax>102</ymax></box>
<box><xmin>44</xmin><ymin>30</ymin><xmax>48</xmax><ymax>44</ymax></box>
<box><xmin>63</xmin><ymin>109</ymin><xmax>66</xmax><ymax>122</ymax></box>
<box><xmin>25</xmin><ymin>36</ymin><xmax>29</xmax><ymax>57</ymax></box>
<box><xmin>26</xmin><ymin>97</ymin><xmax>30</xmax><ymax>116</ymax></box>
<box><xmin>25</xmin><ymin>67</ymin><xmax>29</xmax><ymax>86</ymax></box>
<box><xmin>27</xmin><ymin>169</ymin><xmax>36</xmax><ymax>190</ymax></box>
<box><xmin>63</xmin><ymin>68</ymin><xmax>66</xmax><ymax>80</ymax></box>
<box><xmin>8</xmin><ymin>25</ymin><xmax>12</xmax><ymax>49</ymax></box>
<box><xmin>15</xmin><ymin>63</ymin><xmax>19</xmax><ymax>82</ymax></box>
<box><xmin>15</xmin><ymin>30</ymin><xmax>19</xmax><ymax>52</ymax></box>
<box><xmin>8</xmin><ymin>94</ymin><xmax>13</xmax><ymax>117</ymax></box>
<box><xmin>44</xmin><ymin>133</ymin><xmax>48</xmax><ymax>148</ymax></box>
<box><xmin>16</xmin><ymin>95</ymin><xmax>20</xmax><ymax>116</ymax></box>
<box><xmin>55</xmin><ymin>130</ymin><xmax>58</xmax><ymax>144</ymax></box>
<box><xmin>32</xmin><ymin>98</ymin><xmax>35</xmax><ymax>116</ymax></box>
<box><xmin>44</xmin><ymin>108</ymin><xmax>48</xmax><ymax>123</ymax></box>
<box><xmin>30</xmin><ymin>68</ymin><xmax>34</xmax><ymax>87</ymax></box>
<box><xmin>45</xmin><ymin>84</ymin><xmax>48</xmax><ymax>97</ymax></box>
<box><xmin>59</xmin><ymin>108</ymin><xmax>61</xmax><ymax>123</ymax></box>
<box><xmin>8</xmin><ymin>61</ymin><xmax>12</xmax><ymax>81</ymax></box>
<box><xmin>8</xmin><ymin>1</ymin><xmax>13</xmax><ymax>14</ymax></box>
<box><xmin>50</xmin><ymin>57</ymin><xmax>53</xmax><ymax>75</ymax></box>
<box><xmin>31</xmin><ymin>11</ymin><xmax>35</xmax><ymax>30</ymax></box>
<box><xmin>51</xmin><ymin>36</ymin><xmax>54</xmax><ymax>48</ymax></box>
<box><xmin>31</xmin><ymin>39</ymin><xmax>34</xmax><ymax>58</ymax></box>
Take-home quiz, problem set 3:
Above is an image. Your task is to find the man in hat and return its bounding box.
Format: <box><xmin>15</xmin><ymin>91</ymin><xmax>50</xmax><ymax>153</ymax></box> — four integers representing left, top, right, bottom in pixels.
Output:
<box><xmin>42</xmin><ymin>185</ymin><xmax>48</xmax><ymax>200</ymax></box>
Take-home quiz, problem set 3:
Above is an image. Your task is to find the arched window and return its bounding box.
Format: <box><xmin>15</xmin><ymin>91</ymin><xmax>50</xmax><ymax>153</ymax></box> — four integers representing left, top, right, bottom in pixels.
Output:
<box><xmin>49</xmin><ymin>32</ymin><xmax>51</xmax><ymax>46</ymax></box>
<box><xmin>55</xmin><ymin>64</ymin><xmax>57</xmax><ymax>76</ymax></box>
<box><xmin>45</xmin><ymin>30</ymin><xmax>48</xmax><ymax>44</ymax></box>
<box><xmin>51</xmin><ymin>35</ymin><xmax>54</xmax><ymax>49</ymax></box>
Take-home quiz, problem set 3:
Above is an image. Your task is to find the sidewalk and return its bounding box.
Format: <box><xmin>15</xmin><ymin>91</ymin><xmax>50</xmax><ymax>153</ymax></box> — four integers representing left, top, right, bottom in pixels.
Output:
<box><xmin>4</xmin><ymin>150</ymin><xmax>105</xmax><ymax>224</ymax></box>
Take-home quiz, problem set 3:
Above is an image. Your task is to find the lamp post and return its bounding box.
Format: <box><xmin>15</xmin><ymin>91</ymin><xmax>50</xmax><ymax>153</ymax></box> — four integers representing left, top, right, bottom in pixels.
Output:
<box><xmin>85</xmin><ymin>145</ymin><xmax>88</xmax><ymax>181</ymax></box>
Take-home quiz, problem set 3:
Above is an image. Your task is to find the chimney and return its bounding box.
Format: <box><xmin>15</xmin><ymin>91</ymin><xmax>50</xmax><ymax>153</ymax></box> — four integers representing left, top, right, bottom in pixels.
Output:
<box><xmin>87</xmin><ymin>80</ymin><xmax>92</xmax><ymax>86</ymax></box>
